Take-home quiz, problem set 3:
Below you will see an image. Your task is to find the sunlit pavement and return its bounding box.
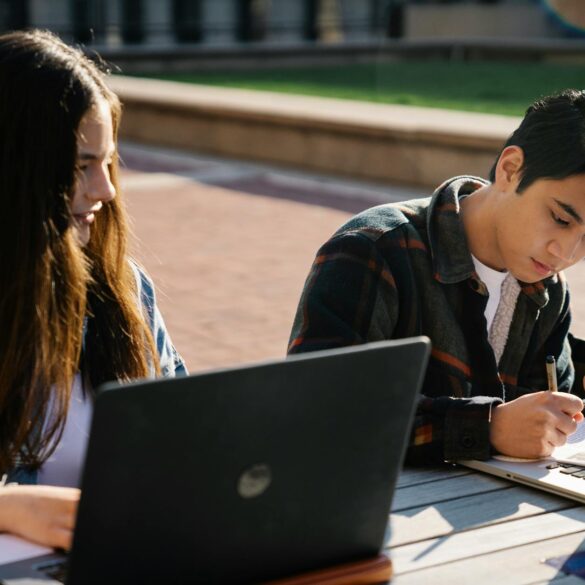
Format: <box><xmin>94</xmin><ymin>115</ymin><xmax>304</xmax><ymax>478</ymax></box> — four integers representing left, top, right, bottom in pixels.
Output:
<box><xmin>119</xmin><ymin>142</ymin><xmax>585</xmax><ymax>373</ymax></box>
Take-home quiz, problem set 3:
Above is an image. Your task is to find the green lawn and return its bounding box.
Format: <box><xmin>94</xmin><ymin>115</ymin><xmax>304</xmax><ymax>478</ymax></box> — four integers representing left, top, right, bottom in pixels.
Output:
<box><xmin>139</xmin><ymin>60</ymin><xmax>585</xmax><ymax>116</ymax></box>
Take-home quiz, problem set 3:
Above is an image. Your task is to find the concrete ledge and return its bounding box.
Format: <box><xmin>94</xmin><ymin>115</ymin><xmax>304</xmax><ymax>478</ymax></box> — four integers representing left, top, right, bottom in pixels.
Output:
<box><xmin>109</xmin><ymin>75</ymin><xmax>519</xmax><ymax>188</ymax></box>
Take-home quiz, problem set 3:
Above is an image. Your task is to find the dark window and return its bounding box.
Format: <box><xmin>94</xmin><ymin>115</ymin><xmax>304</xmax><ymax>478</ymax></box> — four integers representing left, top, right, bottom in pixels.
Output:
<box><xmin>236</xmin><ymin>0</ymin><xmax>268</xmax><ymax>42</ymax></box>
<box><xmin>121</xmin><ymin>0</ymin><xmax>144</xmax><ymax>44</ymax></box>
<box><xmin>173</xmin><ymin>0</ymin><xmax>202</xmax><ymax>43</ymax></box>
<box><xmin>303</xmin><ymin>0</ymin><xmax>319</xmax><ymax>40</ymax></box>
<box><xmin>71</xmin><ymin>0</ymin><xmax>106</xmax><ymax>44</ymax></box>
<box><xmin>7</xmin><ymin>0</ymin><xmax>29</xmax><ymax>29</ymax></box>
<box><xmin>71</xmin><ymin>0</ymin><xmax>92</xmax><ymax>43</ymax></box>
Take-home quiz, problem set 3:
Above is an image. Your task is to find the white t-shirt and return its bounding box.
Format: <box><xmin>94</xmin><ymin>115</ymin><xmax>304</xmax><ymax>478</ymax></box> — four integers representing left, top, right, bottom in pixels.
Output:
<box><xmin>37</xmin><ymin>374</ymin><xmax>93</xmax><ymax>488</ymax></box>
<box><xmin>471</xmin><ymin>254</ymin><xmax>522</xmax><ymax>368</ymax></box>
<box><xmin>471</xmin><ymin>254</ymin><xmax>507</xmax><ymax>331</ymax></box>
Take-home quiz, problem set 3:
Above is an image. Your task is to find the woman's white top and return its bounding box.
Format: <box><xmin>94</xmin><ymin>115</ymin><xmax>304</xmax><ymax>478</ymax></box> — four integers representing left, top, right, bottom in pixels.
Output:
<box><xmin>37</xmin><ymin>374</ymin><xmax>93</xmax><ymax>488</ymax></box>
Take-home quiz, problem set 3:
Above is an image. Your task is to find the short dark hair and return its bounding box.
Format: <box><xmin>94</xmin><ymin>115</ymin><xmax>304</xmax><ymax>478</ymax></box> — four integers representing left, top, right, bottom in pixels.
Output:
<box><xmin>489</xmin><ymin>89</ymin><xmax>585</xmax><ymax>192</ymax></box>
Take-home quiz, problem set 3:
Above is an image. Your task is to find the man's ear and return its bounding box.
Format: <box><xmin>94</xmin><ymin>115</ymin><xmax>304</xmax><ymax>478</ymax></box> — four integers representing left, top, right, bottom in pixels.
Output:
<box><xmin>494</xmin><ymin>145</ymin><xmax>524</xmax><ymax>191</ymax></box>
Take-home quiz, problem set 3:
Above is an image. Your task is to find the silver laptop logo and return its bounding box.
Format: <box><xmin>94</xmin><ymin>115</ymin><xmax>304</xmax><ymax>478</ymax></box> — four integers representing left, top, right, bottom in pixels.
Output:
<box><xmin>237</xmin><ymin>464</ymin><xmax>272</xmax><ymax>498</ymax></box>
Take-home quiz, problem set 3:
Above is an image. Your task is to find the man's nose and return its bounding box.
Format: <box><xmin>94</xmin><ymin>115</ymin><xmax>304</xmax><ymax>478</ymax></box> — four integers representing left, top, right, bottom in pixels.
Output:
<box><xmin>548</xmin><ymin>235</ymin><xmax>581</xmax><ymax>264</ymax></box>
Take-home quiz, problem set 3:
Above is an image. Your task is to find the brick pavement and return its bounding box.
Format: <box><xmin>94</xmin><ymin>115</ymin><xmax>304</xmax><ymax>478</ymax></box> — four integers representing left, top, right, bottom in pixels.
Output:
<box><xmin>118</xmin><ymin>142</ymin><xmax>585</xmax><ymax>374</ymax></box>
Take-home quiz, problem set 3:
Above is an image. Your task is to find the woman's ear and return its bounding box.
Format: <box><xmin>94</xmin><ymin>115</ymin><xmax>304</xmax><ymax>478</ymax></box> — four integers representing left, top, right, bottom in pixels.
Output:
<box><xmin>494</xmin><ymin>145</ymin><xmax>524</xmax><ymax>191</ymax></box>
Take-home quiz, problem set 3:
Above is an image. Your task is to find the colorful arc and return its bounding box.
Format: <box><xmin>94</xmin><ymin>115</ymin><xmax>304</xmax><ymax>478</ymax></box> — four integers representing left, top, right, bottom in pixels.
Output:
<box><xmin>542</xmin><ymin>0</ymin><xmax>585</xmax><ymax>35</ymax></box>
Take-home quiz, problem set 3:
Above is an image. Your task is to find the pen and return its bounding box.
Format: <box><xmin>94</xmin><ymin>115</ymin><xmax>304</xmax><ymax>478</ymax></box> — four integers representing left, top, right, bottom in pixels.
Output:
<box><xmin>546</xmin><ymin>355</ymin><xmax>558</xmax><ymax>392</ymax></box>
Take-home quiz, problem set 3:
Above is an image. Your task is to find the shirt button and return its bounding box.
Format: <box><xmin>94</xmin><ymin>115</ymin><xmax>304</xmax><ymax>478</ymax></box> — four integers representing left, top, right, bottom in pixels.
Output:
<box><xmin>461</xmin><ymin>435</ymin><xmax>475</xmax><ymax>448</ymax></box>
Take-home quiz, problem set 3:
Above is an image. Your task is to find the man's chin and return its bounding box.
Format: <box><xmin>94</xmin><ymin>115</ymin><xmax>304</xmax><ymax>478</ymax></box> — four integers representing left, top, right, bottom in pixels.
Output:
<box><xmin>508</xmin><ymin>268</ymin><xmax>540</xmax><ymax>285</ymax></box>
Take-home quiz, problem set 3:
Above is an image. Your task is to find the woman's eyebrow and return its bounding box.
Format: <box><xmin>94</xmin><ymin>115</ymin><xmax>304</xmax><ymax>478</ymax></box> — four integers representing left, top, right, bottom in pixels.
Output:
<box><xmin>78</xmin><ymin>152</ymin><xmax>97</xmax><ymax>161</ymax></box>
<box><xmin>554</xmin><ymin>198</ymin><xmax>583</xmax><ymax>225</ymax></box>
<box><xmin>77</xmin><ymin>148</ymin><xmax>115</xmax><ymax>161</ymax></box>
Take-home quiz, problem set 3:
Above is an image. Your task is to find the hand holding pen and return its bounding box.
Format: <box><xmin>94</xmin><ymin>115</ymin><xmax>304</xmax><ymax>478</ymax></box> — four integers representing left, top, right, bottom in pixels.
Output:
<box><xmin>489</xmin><ymin>355</ymin><xmax>582</xmax><ymax>458</ymax></box>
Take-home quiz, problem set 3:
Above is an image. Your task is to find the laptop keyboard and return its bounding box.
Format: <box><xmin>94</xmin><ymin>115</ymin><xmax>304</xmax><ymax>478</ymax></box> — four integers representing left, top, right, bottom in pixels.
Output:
<box><xmin>36</xmin><ymin>558</ymin><xmax>68</xmax><ymax>583</ymax></box>
<box><xmin>546</xmin><ymin>462</ymin><xmax>585</xmax><ymax>478</ymax></box>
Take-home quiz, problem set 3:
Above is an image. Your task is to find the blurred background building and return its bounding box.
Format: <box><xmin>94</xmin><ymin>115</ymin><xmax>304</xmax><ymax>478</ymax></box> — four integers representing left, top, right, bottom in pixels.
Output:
<box><xmin>0</xmin><ymin>0</ymin><xmax>580</xmax><ymax>49</ymax></box>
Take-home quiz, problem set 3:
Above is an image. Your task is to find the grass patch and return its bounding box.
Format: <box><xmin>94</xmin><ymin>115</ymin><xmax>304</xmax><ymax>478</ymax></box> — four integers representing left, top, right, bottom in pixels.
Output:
<box><xmin>137</xmin><ymin>60</ymin><xmax>585</xmax><ymax>116</ymax></box>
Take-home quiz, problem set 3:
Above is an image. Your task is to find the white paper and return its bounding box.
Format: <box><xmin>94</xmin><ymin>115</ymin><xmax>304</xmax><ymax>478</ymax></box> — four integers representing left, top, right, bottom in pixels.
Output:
<box><xmin>0</xmin><ymin>534</ymin><xmax>52</xmax><ymax>564</ymax></box>
<box><xmin>554</xmin><ymin>419</ymin><xmax>585</xmax><ymax>464</ymax></box>
<box><xmin>566</xmin><ymin>419</ymin><xmax>585</xmax><ymax>444</ymax></box>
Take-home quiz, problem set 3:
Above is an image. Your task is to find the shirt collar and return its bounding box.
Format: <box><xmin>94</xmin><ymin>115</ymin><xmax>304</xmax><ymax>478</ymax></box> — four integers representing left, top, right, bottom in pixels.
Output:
<box><xmin>427</xmin><ymin>175</ymin><xmax>487</xmax><ymax>285</ymax></box>
<box><xmin>518</xmin><ymin>278</ymin><xmax>554</xmax><ymax>308</ymax></box>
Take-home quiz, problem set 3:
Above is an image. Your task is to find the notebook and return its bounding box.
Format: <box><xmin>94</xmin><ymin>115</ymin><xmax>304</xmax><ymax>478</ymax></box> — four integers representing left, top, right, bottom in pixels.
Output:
<box><xmin>0</xmin><ymin>337</ymin><xmax>430</xmax><ymax>584</ymax></box>
<box><xmin>460</xmin><ymin>420</ymin><xmax>585</xmax><ymax>504</ymax></box>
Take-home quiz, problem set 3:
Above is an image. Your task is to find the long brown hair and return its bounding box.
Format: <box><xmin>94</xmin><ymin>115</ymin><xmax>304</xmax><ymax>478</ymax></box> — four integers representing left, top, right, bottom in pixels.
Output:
<box><xmin>0</xmin><ymin>30</ymin><xmax>157</xmax><ymax>474</ymax></box>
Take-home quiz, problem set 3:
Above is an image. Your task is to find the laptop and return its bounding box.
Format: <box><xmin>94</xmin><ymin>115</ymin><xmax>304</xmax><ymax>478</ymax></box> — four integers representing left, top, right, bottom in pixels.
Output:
<box><xmin>0</xmin><ymin>337</ymin><xmax>430</xmax><ymax>585</ymax></box>
<box><xmin>459</xmin><ymin>419</ymin><xmax>585</xmax><ymax>504</ymax></box>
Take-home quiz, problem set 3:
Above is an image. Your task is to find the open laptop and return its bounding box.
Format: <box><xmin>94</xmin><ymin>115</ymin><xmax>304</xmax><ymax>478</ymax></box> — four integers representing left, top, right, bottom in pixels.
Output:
<box><xmin>0</xmin><ymin>337</ymin><xmax>430</xmax><ymax>585</ymax></box>
<box><xmin>459</xmin><ymin>419</ymin><xmax>585</xmax><ymax>504</ymax></box>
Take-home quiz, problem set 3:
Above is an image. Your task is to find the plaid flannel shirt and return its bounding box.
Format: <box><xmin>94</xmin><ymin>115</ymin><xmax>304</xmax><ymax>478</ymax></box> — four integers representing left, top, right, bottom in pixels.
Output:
<box><xmin>288</xmin><ymin>176</ymin><xmax>585</xmax><ymax>464</ymax></box>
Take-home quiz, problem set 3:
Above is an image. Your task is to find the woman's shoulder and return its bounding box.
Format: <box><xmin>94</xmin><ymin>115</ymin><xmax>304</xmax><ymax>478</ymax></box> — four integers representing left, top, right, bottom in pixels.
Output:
<box><xmin>127</xmin><ymin>260</ymin><xmax>188</xmax><ymax>377</ymax></box>
<box><xmin>128</xmin><ymin>260</ymin><xmax>156</xmax><ymax>308</ymax></box>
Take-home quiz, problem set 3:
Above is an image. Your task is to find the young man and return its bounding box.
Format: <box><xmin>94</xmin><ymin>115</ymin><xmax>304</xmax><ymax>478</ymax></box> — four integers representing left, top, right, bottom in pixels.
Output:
<box><xmin>288</xmin><ymin>90</ymin><xmax>585</xmax><ymax>464</ymax></box>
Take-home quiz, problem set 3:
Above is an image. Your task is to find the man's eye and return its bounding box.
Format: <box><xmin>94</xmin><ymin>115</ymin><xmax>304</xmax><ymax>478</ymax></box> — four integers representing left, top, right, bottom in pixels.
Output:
<box><xmin>552</xmin><ymin>212</ymin><xmax>570</xmax><ymax>227</ymax></box>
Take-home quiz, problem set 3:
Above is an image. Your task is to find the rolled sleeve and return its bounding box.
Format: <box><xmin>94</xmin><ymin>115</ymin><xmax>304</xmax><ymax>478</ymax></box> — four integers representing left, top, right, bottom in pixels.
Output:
<box><xmin>406</xmin><ymin>395</ymin><xmax>503</xmax><ymax>464</ymax></box>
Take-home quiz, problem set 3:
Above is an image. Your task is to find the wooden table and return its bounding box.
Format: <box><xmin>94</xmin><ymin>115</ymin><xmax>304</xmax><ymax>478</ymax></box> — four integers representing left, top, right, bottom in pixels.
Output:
<box><xmin>388</xmin><ymin>465</ymin><xmax>585</xmax><ymax>584</ymax></box>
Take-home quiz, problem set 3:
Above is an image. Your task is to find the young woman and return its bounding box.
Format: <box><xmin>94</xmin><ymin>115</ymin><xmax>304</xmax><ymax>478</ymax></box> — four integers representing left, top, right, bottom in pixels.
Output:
<box><xmin>0</xmin><ymin>30</ymin><xmax>186</xmax><ymax>550</ymax></box>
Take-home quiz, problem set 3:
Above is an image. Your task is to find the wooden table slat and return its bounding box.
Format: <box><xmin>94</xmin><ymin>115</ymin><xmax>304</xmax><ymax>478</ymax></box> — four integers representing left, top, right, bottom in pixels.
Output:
<box><xmin>389</xmin><ymin>529</ymin><xmax>585</xmax><ymax>585</ymax></box>
<box><xmin>389</xmin><ymin>506</ymin><xmax>585</xmax><ymax>575</ymax></box>
<box><xmin>390</xmin><ymin>484</ymin><xmax>573</xmax><ymax>547</ymax></box>
<box><xmin>396</xmin><ymin>466</ymin><xmax>471</xmax><ymax>488</ymax></box>
<box><xmin>392</xmin><ymin>471</ymin><xmax>512</xmax><ymax>512</ymax></box>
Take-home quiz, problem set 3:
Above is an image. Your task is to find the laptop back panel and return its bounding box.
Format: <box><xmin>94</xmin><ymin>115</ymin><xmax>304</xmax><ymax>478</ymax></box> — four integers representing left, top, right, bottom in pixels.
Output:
<box><xmin>66</xmin><ymin>339</ymin><xmax>429</xmax><ymax>584</ymax></box>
